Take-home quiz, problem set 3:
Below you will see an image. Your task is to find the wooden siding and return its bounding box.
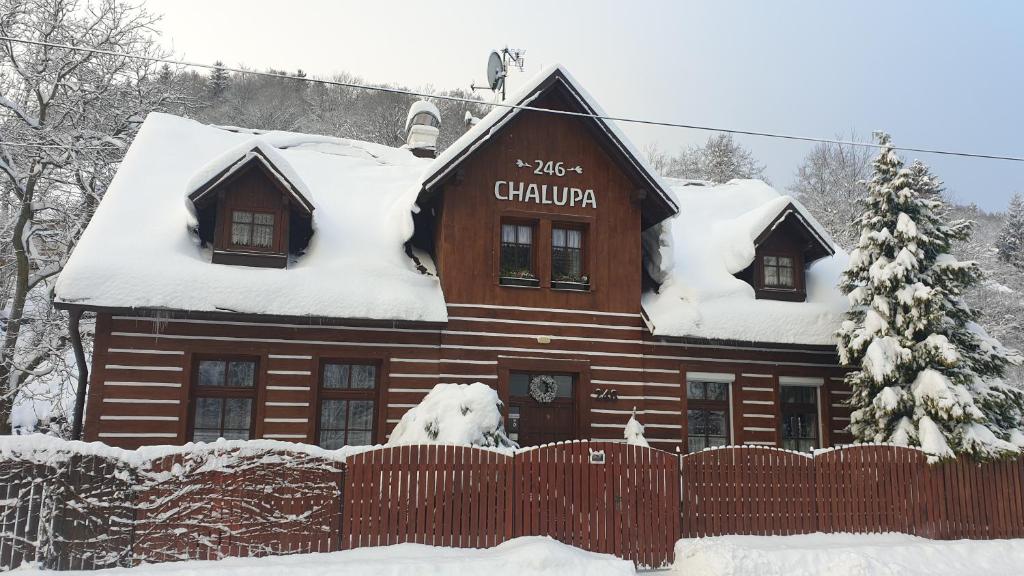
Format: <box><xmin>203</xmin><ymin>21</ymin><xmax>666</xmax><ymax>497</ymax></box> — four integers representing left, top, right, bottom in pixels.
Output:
<box><xmin>431</xmin><ymin>91</ymin><xmax>644</xmax><ymax>314</ymax></box>
<box><xmin>85</xmin><ymin>308</ymin><xmax>847</xmax><ymax>451</ymax></box>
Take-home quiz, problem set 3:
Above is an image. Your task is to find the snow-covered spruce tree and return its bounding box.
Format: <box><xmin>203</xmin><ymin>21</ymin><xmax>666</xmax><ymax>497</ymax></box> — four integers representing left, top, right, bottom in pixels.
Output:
<box><xmin>837</xmin><ymin>133</ymin><xmax>1024</xmax><ymax>460</ymax></box>
<box><xmin>996</xmin><ymin>193</ymin><xmax>1024</xmax><ymax>270</ymax></box>
<box><xmin>208</xmin><ymin>60</ymin><xmax>230</xmax><ymax>99</ymax></box>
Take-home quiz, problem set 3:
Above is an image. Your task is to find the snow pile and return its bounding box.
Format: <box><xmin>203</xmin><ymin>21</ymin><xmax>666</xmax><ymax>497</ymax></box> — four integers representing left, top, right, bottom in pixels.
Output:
<box><xmin>642</xmin><ymin>179</ymin><xmax>848</xmax><ymax>345</ymax></box>
<box><xmin>624</xmin><ymin>409</ymin><xmax>649</xmax><ymax>447</ymax></box>
<box><xmin>387</xmin><ymin>382</ymin><xmax>515</xmax><ymax>448</ymax></box>
<box><xmin>55</xmin><ymin>113</ymin><xmax>446</xmax><ymax>323</ymax></box>
<box><xmin>672</xmin><ymin>533</ymin><xmax>1024</xmax><ymax>576</ymax></box>
<box><xmin>28</xmin><ymin>537</ymin><xmax>633</xmax><ymax>576</ymax></box>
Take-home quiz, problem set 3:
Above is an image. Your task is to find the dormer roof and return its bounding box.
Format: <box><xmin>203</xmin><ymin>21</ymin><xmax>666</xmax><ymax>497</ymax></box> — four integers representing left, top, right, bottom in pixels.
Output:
<box><xmin>186</xmin><ymin>140</ymin><xmax>315</xmax><ymax>216</ymax></box>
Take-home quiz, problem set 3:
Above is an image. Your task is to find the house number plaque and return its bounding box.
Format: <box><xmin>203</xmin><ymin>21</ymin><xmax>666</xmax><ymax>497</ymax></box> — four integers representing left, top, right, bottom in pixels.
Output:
<box><xmin>593</xmin><ymin>388</ymin><xmax>619</xmax><ymax>401</ymax></box>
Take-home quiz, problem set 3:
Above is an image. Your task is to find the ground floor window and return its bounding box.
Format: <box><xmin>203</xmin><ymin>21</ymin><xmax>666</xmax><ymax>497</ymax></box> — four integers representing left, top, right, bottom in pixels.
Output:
<box><xmin>780</xmin><ymin>385</ymin><xmax>819</xmax><ymax>451</ymax></box>
<box><xmin>686</xmin><ymin>379</ymin><xmax>730</xmax><ymax>452</ymax></box>
<box><xmin>190</xmin><ymin>358</ymin><xmax>257</xmax><ymax>442</ymax></box>
<box><xmin>317</xmin><ymin>361</ymin><xmax>378</xmax><ymax>449</ymax></box>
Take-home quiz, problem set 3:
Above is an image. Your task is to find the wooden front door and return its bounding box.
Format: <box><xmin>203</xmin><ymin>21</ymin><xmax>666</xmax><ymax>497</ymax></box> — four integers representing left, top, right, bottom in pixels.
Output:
<box><xmin>507</xmin><ymin>371</ymin><xmax>576</xmax><ymax>446</ymax></box>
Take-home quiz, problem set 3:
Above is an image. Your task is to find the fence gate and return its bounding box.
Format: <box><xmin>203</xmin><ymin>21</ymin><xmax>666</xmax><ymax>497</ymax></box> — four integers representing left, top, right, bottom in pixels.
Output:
<box><xmin>514</xmin><ymin>441</ymin><xmax>680</xmax><ymax>568</ymax></box>
<box><xmin>342</xmin><ymin>441</ymin><xmax>681</xmax><ymax>569</ymax></box>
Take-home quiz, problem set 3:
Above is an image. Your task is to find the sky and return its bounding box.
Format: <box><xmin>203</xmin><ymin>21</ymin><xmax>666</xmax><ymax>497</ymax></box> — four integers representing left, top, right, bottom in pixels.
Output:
<box><xmin>147</xmin><ymin>0</ymin><xmax>1024</xmax><ymax>212</ymax></box>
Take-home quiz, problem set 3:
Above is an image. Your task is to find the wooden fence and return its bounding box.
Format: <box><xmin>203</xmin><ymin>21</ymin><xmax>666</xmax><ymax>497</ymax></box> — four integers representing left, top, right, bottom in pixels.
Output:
<box><xmin>682</xmin><ymin>444</ymin><xmax>1024</xmax><ymax>539</ymax></box>
<box><xmin>0</xmin><ymin>441</ymin><xmax>344</xmax><ymax>571</ymax></box>
<box><xmin>4</xmin><ymin>439</ymin><xmax>1024</xmax><ymax>572</ymax></box>
<box><xmin>342</xmin><ymin>442</ymin><xmax>680</xmax><ymax>568</ymax></box>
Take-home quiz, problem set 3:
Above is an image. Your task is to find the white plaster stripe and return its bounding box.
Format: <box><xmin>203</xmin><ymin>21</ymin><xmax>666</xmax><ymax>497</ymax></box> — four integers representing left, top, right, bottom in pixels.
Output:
<box><xmin>686</xmin><ymin>372</ymin><xmax>736</xmax><ymax>383</ymax></box>
<box><xmin>386</xmin><ymin>419</ymin><xmax>402</xmax><ymax>424</ymax></box>
<box><xmin>267</xmin><ymin>385</ymin><xmax>310</xmax><ymax>391</ymax></box>
<box><xmin>829</xmin><ymin>376</ymin><xmax>846</xmax><ymax>381</ymax></box>
<box><xmin>113</xmin><ymin>315</ymin><xmax>439</xmax><ymax>334</ymax></box>
<box><xmin>830</xmin><ymin>389</ymin><xmax>852</xmax><ymax>395</ymax></box>
<box><xmin>269</xmin><ymin>354</ymin><xmax>312</xmax><ymax>360</ymax></box>
<box><xmin>112</xmin><ymin>331</ymin><xmax>440</xmax><ymax>350</ymax></box>
<box><xmin>834</xmin><ymin>416</ymin><xmax>851</xmax><ymax>421</ymax></box>
<box><xmin>441</xmin><ymin>329</ymin><xmax>644</xmax><ymax>346</ymax></box>
<box><xmin>388</xmin><ymin>388</ymin><xmax>431</xmax><ymax>394</ymax></box>
<box><xmin>446</xmin><ymin>302</ymin><xmax>640</xmax><ymax>318</ymax></box>
<box><xmin>103</xmin><ymin>398</ymin><xmax>179</xmax><ymax>404</ymax></box>
<box><xmin>267</xmin><ymin>370</ymin><xmax>311</xmax><ymax>376</ymax></box>
<box><xmin>110</xmin><ymin>331</ymin><xmax>839</xmax><ymax>369</ymax></box>
<box><xmin>779</xmin><ymin>376</ymin><xmax>825</xmax><ymax>386</ymax></box>
<box><xmin>831</xmin><ymin>403</ymin><xmax>846</xmax><ymax>408</ymax></box>
<box><xmin>105</xmin><ymin>365</ymin><xmax>182</xmax><ymax>372</ymax></box>
<box><xmin>742</xmin><ymin>400</ymin><xmax>774</xmax><ymax>405</ymax></box>
<box><xmin>98</xmin><ymin>432</ymin><xmax>177</xmax><ymax>438</ymax></box>
<box><xmin>387</xmin><ymin>403</ymin><xmax>418</xmax><ymax>409</ymax></box>
<box><xmin>744</xmin><ymin>441</ymin><xmax>776</xmax><ymax>446</ymax></box>
<box><xmin>390</xmin><ymin>358</ymin><xmax>441</xmax><ymax>363</ymax></box>
<box><xmin>265</xmin><ymin>418</ymin><xmax>307</xmax><ymax>423</ymax></box>
<box><xmin>266</xmin><ymin>402</ymin><xmax>309</xmax><ymax>407</ymax></box>
<box><xmin>743</xmin><ymin>427</ymin><xmax>775</xmax><ymax>432</ymax></box>
<box><xmin>744</xmin><ymin>414</ymin><xmax>774</xmax><ymax>419</ymax></box>
<box><xmin>100</xmin><ymin>415</ymin><xmax>178</xmax><ymax>421</ymax></box>
<box><xmin>389</xmin><ymin>373</ymin><xmax>440</xmax><ymax>378</ymax></box>
<box><xmin>447</xmin><ymin>315</ymin><xmax>643</xmax><ymax>331</ymax></box>
<box><xmin>741</xmin><ymin>373</ymin><xmax>773</xmax><ymax>378</ymax></box>
<box><xmin>591</xmin><ymin>379</ymin><xmax>678</xmax><ymax>388</ymax></box>
<box><xmin>741</xmin><ymin>386</ymin><xmax>773</xmax><ymax>392</ymax></box>
<box><xmin>104</xmin><ymin>381</ymin><xmax>181</xmax><ymax>388</ymax></box>
<box><xmin>590</xmin><ymin>408</ymin><xmax>682</xmax><ymax>416</ymax></box>
<box><xmin>264</xmin><ymin>434</ymin><xmax>307</xmax><ymax>439</ymax></box>
<box><xmin>108</xmin><ymin>348</ymin><xmax>184</xmax><ymax>355</ymax></box>
<box><xmin>591</xmin><ymin>423</ymin><xmax>684</xmax><ymax>430</ymax></box>
<box><xmin>833</xmin><ymin>429</ymin><xmax>848</xmax><ymax>434</ymax></box>
<box><xmin>648</xmin><ymin>438</ymin><xmax>682</xmax><ymax>443</ymax></box>
<box><xmin>440</xmin><ymin>359</ymin><xmax>498</xmax><ymax>365</ymax></box>
<box><xmin>439</xmin><ymin>374</ymin><xmax>497</xmax><ymax>379</ymax></box>
<box><xmin>592</xmin><ymin>366</ymin><xmax>679</xmax><ymax>374</ymax></box>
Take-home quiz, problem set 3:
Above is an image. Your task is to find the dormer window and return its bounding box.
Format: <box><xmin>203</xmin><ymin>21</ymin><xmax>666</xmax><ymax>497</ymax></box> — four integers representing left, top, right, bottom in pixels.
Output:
<box><xmin>762</xmin><ymin>255</ymin><xmax>795</xmax><ymax>289</ymax></box>
<box><xmin>231</xmin><ymin>211</ymin><xmax>275</xmax><ymax>248</ymax></box>
<box><xmin>735</xmin><ymin>203</ymin><xmax>835</xmax><ymax>302</ymax></box>
<box><xmin>187</xmin><ymin>143</ymin><xmax>315</xmax><ymax>269</ymax></box>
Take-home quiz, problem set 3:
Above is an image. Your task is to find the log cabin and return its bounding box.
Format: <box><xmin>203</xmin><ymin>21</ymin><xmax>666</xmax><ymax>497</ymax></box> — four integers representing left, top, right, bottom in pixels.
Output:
<box><xmin>54</xmin><ymin>65</ymin><xmax>852</xmax><ymax>452</ymax></box>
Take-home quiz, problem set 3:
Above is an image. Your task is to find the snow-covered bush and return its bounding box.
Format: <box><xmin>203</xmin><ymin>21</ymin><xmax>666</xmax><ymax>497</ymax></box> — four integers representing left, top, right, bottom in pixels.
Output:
<box><xmin>387</xmin><ymin>383</ymin><xmax>515</xmax><ymax>448</ymax></box>
<box><xmin>837</xmin><ymin>133</ymin><xmax>1024</xmax><ymax>461</ymax></box>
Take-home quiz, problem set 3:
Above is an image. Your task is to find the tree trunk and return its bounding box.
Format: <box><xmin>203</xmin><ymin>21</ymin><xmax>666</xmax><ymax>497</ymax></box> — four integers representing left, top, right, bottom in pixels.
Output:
<box><xmin>0</xmin><ymin>181</ymin><xmax>35</xmax><ymax>435</ymax></box>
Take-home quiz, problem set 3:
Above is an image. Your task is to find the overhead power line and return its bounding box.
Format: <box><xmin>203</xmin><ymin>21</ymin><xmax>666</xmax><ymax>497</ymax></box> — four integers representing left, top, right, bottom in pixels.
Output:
<box><xmin>1</xmin><ymin>35</ymin><xmax>1023</xmax><ymax>163</ymax></box>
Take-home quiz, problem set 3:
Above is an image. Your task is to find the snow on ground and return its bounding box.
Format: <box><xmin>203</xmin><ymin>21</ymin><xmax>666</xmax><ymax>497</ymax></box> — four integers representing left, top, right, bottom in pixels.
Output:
<box><xmin>672</xmin><ymin>533</ymin><xmax>1024</xmax><ymax>576</ymax></box>
<box><xmin>25</xmin><ymin>537</ymin><xmax>633</xmax><ymax>576</ymax></box>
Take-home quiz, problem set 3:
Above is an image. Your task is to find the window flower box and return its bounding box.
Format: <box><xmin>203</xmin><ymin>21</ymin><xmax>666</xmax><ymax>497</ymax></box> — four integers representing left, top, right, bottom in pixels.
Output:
<box><xmin>500</xmin><ymin>276</ymin><xmax>540</xmax><ymax>288</ymax></box>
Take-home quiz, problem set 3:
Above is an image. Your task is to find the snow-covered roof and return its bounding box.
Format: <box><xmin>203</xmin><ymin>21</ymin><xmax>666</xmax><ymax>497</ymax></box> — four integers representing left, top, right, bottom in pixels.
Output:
<box><xmin>186</xmin><ymin>139</ymin><xmax>315</xmax><ymax>215</ymax></box>
<box><xmin>55</xmin><ymin>113</ymin><xmax>448</xmax><ymax>323</ymax></box>
<box><xmin>641</xmin><ymin>179</ymin><xmax>848</xmax><ymax>346</ymax></box>
<box><xmin>418</xmin><ymin>64</ymin><xmax>679</xmax><ymax>229</ymax></box>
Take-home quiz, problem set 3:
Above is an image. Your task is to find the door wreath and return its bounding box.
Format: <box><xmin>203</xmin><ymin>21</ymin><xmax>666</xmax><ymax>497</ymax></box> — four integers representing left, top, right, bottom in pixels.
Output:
<box><xmin>529</xmin><ymin>374</ymin><xmax>559</xmax><ymax>403</ymax></box>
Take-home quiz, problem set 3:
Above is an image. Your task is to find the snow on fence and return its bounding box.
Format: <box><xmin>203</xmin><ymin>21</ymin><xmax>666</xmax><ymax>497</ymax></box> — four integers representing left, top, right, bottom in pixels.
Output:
<box><xmin>0</xmin><ymin>437</ymin><xmax>345</xmax><ymax>571</ymax></box>
<box><xmin>681</xmin><ymin>444</ymin><xmax>1024</xmax><ymax>539</ymax></box>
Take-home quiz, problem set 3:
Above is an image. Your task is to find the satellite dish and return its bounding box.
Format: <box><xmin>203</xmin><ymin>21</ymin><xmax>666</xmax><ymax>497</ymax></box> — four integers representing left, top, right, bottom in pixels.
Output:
<box><xmin>486</xmin><ymin>50</ymin><xmax>506</xmax><ymax>92</ymax></box>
